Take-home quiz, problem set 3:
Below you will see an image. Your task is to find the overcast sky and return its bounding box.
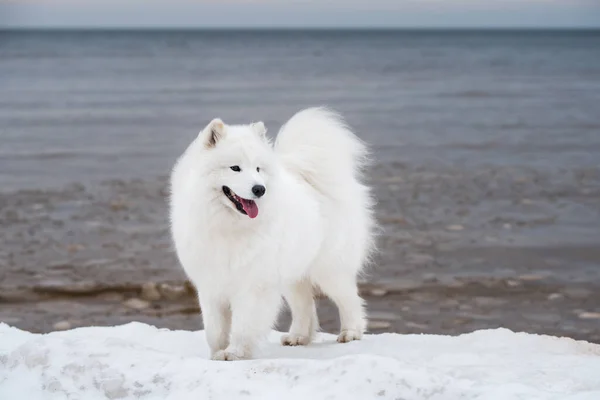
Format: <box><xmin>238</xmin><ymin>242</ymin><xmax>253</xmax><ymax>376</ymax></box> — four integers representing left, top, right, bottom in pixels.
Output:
<box><xmin>1</xmin><ymin>0</ymin><xmax>599</xmax><ymax>29</ymax></box>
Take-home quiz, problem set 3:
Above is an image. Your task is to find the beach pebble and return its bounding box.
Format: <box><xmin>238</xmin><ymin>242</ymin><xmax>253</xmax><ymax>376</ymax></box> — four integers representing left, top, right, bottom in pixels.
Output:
<box><xmin>405</xmin><ymin>321</ymin><xmax>428</xmax><ymax>330</ymax></box>
<box><xmin>562</xmin><ymin>288</ymin><xmax>592</xmax><ymax>299</ymax></box>
<box><xmin>368</xmin><ymin>320</ymin><xmax>391</xmax><ymax>330</ymax></box>
<box><xmin>547</xmin><ymin>293</ymin><xmax>564</xmax><ymax>301</ymax></box>
<box><xmin>380</xmin><ymin>216</ymin><xmax>408</xmax><ymax>225</ymax></box>
<box><xmin>109</xmin><ymin>200</ymin><xmax>128</xmax><ymax>211</ymax></box>
<box><xmin>446</xmin><ymin>224</ymin><xmax>464</xmax><ymax>231</ymax></box>
<box><xmin>81</xmin><ymin>258</ymin><xmax>112</xmax><ymax>267</ymax></box>
<box><xmin>102</xmin><ymin>242</ymin><xmax>124</xmax><ymax>250</ymax></box>
<box><xmin>53</xmin><ymin>321</ymin><xmax>71</xmax><ymax>331</ymax></box>
<box><xmin>184</xmin><ymin>280</ymin><xmax>196</xmax><ymax>294</ymax></box>
<box><xmin>66</xmin><ymin>244</ymin><xmax>84</xmax><ymax>253</ymax></box>
<box><xmin>518</xmin><ymin>274</ymin><xmax>545</xmax><ymax>281</ymax></box>
<box><xmin>369</xmin><ymin>288</ymin><xmax>388</xmax><ymax>297</ymax></box>
<box><xmin>369</xmin><ymin>311</ymin><xmax>401</xmax><ymax>321</ymax></box>
<box><xmin>97</xmin><ymin>292</ymin><xmax>125</xmax><ymax>302</ymax></box>
<box><xmin>474</xmin><ymin>297</ymin><xmax>508</xmax><ymax>307</ymax></box>
<box><xmin>159</xmin><ymin>283</ymin><xmax>187</xmax><ymax>300</ymax></box>
<box><xmin>123</xmin><ymin>298</ymin><xmax>150</xmax><ymax>310</ymax></box>
<box><xmin>445</xmin><ymin>279</ymin><xmax>466</xmax><ymax>289</ymax></box>
<box><xmin>452</xmin><ymin>317</ymin><xmax>472</xmax><ymax>326</ymax></box>
<box><xmin>384</xmin><ymin>279</ymin><xmax>421</xmax><ymax>292</ymax></box>
<box><xmin>578</xmin><ymin>312</ymin><xmax>600</xmax><ymax>320</ymax></box>
<box><xmin>410</xmin><ymin>293</ymin><xmax>436</xmax><ymax>302</ymax></box>
<box><xmin>514</xmin><ymin>176</ymin><xmax>529</xmax><ymax>183</ymax></box>
<box><xmin>140</xmin><ymin>282</ymin><xmax>161</xmax><ymax>301</ymax></box>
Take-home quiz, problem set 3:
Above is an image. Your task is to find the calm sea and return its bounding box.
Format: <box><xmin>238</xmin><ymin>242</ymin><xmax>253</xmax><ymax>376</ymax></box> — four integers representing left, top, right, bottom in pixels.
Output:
<box><xmin>1</xmin><ymin>30</ymin><xmax>599</xmax><ymax>190</ymax></box>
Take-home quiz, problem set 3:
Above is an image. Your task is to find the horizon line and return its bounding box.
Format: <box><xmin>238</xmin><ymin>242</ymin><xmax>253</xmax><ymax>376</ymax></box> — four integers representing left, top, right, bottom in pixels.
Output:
<box><xmin>2</xmin><ymin>26</ymin><xmax>600</xmax><ymax>31</ymax></box>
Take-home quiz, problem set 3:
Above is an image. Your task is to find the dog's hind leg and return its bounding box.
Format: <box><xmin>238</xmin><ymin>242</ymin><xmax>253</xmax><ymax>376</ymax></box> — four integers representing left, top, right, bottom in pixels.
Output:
<box><xmin>200</xmin><ymin>296</ymin><xmax>231</xmax><ymax>357</ymax></box>
<box><xmin>316</xmin><ymin>272</ymin><xmax>366</xmax><ymax>343</ymax></box>
<box><xmin>281</xmin><ymin>279</ymin><xmax>319</xmax><ymax>346</ymax></box>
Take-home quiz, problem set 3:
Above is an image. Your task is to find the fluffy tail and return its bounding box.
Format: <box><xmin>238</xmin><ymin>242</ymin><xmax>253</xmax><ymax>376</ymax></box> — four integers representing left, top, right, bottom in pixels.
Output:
<box><xmin>274</xmin><ymin>107</ymin><xmax>370</xmax><ymax>201</ymax></box>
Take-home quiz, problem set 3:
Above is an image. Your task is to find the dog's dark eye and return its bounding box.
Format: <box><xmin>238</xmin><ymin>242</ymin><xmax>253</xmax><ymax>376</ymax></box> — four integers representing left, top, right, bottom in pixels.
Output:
<box><xmin>230</xmin><ymin>166</ymin><xmax>241</xmax><ymax>172</ymax></box>
<box><xmin>256</xmin><ymin>167</ymin><xmax>260</xmax><ymax>172</ymax></box>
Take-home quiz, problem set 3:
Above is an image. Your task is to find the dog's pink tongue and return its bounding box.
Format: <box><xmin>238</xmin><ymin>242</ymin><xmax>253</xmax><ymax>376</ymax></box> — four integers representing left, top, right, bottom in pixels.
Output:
<box><xmin>241</xmin><ymin>199</ymin><xmax>259</xmax><ymax>219</ymax></box>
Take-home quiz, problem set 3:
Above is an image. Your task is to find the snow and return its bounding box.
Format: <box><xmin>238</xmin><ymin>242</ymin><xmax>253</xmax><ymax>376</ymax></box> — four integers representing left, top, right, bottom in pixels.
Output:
<box><xmin>1</xmin><ymin>323</ymin><xmax>599</xmax><ymax>400</ymax></box>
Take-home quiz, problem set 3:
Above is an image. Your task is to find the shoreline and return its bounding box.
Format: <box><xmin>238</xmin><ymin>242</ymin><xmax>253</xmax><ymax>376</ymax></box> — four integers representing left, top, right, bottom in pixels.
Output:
<box><xmin>2</xmin><ymin>276</ymin><xmax>599</xmax><ymax>343</ymax></box>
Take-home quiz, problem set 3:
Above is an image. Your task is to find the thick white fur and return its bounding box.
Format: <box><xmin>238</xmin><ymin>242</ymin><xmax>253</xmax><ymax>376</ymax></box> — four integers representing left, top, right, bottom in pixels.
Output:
<box><xmin>170</xmin><ymin>107</ymin><xmax>375</xmax><ymax>361</ymax></box>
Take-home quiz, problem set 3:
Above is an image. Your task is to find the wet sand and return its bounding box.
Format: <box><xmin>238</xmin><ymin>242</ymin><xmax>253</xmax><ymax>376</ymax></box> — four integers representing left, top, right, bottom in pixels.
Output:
<box><xmin>1</xmin><ymin>162</ymin><xmax>599</xmax><ymax>342</ymax></box>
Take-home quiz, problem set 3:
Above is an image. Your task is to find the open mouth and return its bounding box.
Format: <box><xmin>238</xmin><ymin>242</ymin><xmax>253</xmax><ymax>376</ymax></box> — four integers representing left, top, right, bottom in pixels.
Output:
<box><xmin>222</xmin><ymin>186</ymin><xmax>259</xmax><ymax>219</ymax></box>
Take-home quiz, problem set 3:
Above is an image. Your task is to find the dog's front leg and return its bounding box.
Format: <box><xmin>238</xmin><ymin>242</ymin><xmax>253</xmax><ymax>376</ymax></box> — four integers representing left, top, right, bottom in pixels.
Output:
<box><xmin>200</xmin><ymin>296</ymin><xmax>232</xmax><ymax>357</ymax></box>
<box><xmin>212</xmin><ymin>288</ymin><xmax>281</xmax><ymax>361</ymax></box>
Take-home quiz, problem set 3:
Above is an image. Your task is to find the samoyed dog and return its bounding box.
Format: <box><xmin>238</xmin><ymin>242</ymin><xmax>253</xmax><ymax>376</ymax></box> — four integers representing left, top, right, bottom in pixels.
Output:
<box><xmin>170</xmin><ymin>107</ymin><xmax>375</xmax><ymax>361</ymax></box>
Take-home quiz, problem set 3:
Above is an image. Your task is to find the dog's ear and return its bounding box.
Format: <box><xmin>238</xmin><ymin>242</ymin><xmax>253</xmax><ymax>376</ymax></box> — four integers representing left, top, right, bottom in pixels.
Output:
<box><xmin>251</xmin><ymin>121</ymin><xmax>267</xmax><ymax>139</ymax></box>
<box><xmin>203</xmin><ymin>118</ymin><xmax>225</xmax><ymax>148</ymax></box>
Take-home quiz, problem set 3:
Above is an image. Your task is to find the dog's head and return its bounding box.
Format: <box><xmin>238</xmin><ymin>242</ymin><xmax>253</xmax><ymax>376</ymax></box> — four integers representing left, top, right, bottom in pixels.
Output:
<box><xmin>198</xmin><ymin>118</ymin><xmax>274</xmax><ymax>219</ymax></box>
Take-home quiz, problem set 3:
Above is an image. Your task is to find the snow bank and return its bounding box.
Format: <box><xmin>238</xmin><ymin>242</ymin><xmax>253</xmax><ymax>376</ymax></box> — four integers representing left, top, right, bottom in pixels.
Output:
<box><xmin>1</xmin><ymin>323</ymin><xmax>599</xmax><ymax>400</ymax></box>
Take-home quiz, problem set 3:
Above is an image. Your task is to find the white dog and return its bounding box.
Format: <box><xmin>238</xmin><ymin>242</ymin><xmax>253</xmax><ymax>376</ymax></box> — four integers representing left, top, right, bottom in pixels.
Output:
<box><xmin>170</xmin><ymin>107</ymin><xmax>375</xmax><ymax>360</ymax></box>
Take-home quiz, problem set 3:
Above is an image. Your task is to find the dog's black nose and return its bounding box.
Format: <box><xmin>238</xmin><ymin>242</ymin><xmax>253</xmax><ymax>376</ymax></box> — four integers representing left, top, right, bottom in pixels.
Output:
<box><xmin>252</xmin><ymin>185</ymin><xmax>266</xmax><ymax>198</ymax></box>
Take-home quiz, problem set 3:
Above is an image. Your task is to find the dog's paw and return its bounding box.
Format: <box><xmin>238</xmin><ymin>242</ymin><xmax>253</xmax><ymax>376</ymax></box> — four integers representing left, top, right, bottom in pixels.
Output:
<box><xmin>211</xmin><ymin>349</ymin><xmax>245</xmax><ymax>361</ymax></box>
<box><xmin>337</xmin><ymin>329</ymin><xmax>362</xmax><ymax>343</ymax></box>
<box><xmin>281</xmin><ymin>333</ymin><xmax>311</xmax><ymax>346</ymax></box>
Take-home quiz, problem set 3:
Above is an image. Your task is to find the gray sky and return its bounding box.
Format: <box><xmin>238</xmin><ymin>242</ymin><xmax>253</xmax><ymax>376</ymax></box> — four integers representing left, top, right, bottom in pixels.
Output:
<box><xmin>1</xmin><ymin>0</ymin><xmax>599</xmax><ymax>29</ymax></box>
